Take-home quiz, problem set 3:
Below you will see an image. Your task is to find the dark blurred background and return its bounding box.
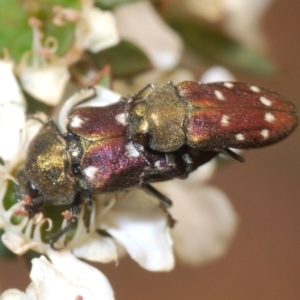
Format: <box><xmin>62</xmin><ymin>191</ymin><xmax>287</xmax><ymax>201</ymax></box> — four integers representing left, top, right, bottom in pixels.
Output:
<box><xmin>1</xmin><ymin>1</ymin><xmax>299</xmax><ymax>299</ymax></box>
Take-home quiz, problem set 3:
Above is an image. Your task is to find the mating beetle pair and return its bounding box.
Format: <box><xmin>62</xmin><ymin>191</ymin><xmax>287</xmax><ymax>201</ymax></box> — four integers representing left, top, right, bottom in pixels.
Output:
<box><xmin>14</xmin><ymin>81</ymin><xmax>298</xmax><ymax>248</ymax></box>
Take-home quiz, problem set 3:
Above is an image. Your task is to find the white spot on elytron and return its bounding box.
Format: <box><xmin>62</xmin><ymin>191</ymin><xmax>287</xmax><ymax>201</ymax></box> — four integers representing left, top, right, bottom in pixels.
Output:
<box><xmin>125</xmin><ymin>143</ymin><xmax>140</xmax><ymax>158</ymax></box>
<box><xmin>115</xmin><ymin>113</ymin><xmax>127</xmax><ymax>126</ymax></box>
<box><xmin>224</xmin><ymin>82</ymin><xmax>234</xmax><ymax>89</ymax></box>
<box><xmin>261</xmin><ymin>129</ymin><xmax>270</xmax><ymax>139</ymax></box>
<box><xmin>264</xmin><ymin>112</ymin><xmax>276</xmax><ymax>123</ymax></box>
<box><xmin>83</xmin><ymin>166</ymin><xmax>98</xmax><ymax>179</ymax></box>
<box><xmin>235</xmin><ymin>133</ymin><xmax>245</xmax><ymax>141</ymax></box>
<box><xmin>70</xmin><ymin>116</ymin><xmax>83</xmax><ymax>128</ymax></box>
<box><xmin>260</xmin><ymin>96</ymin><xmax>272</xmax><ymax>107</ymax></box>
<box><xmin>221</xmin><ymin>115</ymin><xmax>230</xmax><ymax>126</ymax></box>
<box><xmin>250</xmin><ymin>85</ymin><xmax>261</xmax><ymax>93</ymax></box>
<box><xmin>154</xmin><ymin>161</ymin><xmax>161</xmax><ymax>168</ymax></box>
<box><xmin>214</xmin><ymin>90</ymin><xmax>225</xmax><ymax>101</ymax></box>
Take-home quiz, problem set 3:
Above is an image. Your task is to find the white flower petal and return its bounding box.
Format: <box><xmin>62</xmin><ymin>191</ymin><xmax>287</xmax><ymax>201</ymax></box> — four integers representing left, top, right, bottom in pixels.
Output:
<box><xmin>0</xmin><ymin>60</ymin><xmax>26</xmax><ymax>160</ymax></box>
<box><xmin>156</xmin><ymin>182</ymin><xmax>238</xmax><ymax>266</ymax></box>
<box><xmin>222</xmin><ymin>0</ymin><xmax>272</xmax><ymax>50</ymax></box>
<box><xmin>0</xmin><ymin>289</ymin><xmax>27</xmax><ymax>300</ymax></box>
<box><xmin>115</xmin><ymin>2</ymin><xmax>183</xmax><ymax>70</ymax></box>
<box><xmin>26</xmin><ymin>251</ymin><xmax>114</xmax><ymax>300</ymax></box>
<box><xmin>2</xmin><ymin>116</ymin><xmax>45</xmax><ymax>177</ymax></box>
<box><xmin>0</xmin><ymin>60</ymin><xmax>25</xmax><ymax>106</ymax></box>
<box><xmin>1</xmin><ymin>231</ymin><xmax>38</xmax><ymax>255</ymax></box>
<box><xmin>72</xmin><ymin>233</ymin><xmax>118</xmax><ymax>263</ymax></box>
<box><xmin>200</xmin><ymin>66</ymin><xmax>235</xmax><ymax>83</ymax></box>
<box><xmin>0</xmin><ymin>105</ymin><xmax>26</xmax><ymax>161</ymax></box>
<box><xmin>100</xmin><ymin>190</ymin><xmax>175</xmax><ymax>271</ymax></box>
<box><xmin>19</xmin><ymin>65</ymin><xmax>70</xmax><ymax>106</ymax></box>
<box><xmin>76</xmin><ymin>6</ymin><xmax>119</xmax><ymax>52</ymax></box>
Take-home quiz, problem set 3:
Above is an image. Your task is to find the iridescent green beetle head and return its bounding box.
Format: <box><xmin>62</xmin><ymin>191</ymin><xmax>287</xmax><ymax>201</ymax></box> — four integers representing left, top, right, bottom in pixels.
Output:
<box><xmin>14</xmin><ymin>120</ymin><xmax>77</xmax><ymax>216</ymax></box>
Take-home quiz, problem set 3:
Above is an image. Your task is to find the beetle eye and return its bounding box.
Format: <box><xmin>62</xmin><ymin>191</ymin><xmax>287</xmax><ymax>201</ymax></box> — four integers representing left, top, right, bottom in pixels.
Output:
<box><xmin>25</xmin><ymin>181</ymin><xmax>40</xmax><ymax>199</ymax></box>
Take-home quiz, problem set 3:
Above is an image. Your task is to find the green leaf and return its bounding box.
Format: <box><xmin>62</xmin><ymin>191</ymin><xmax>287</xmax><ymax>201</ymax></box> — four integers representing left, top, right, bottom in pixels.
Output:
<box><xmin>168</xmin><ymin>18</ymin><xmax>276</xmax><ymax>76</ymax></box>
<box><xmin>95</xmin><ymin>0</ymin><xmax>142</xmax><ymax>10</ymax></box>
<box><xmin>0</xmin><ymin>1</ymin><xmax>32</xmax><ymax>60</ymax></box>
<box><xmin>24</xmin><ymin>249</ymin><xmax>41</xmax><ymax>268</ymax></box>
<box><xmin>0</xmin><ymin>0</ymin><xmax>80</xmax><ymax>60</ymax></box>
<box><xmin>0</xmin><ymin>230</ymin><xmax>16</xmax><ymax>259</ymax></box>
<box><xmin>3</xmin><ymin>181</ymin><xmax>16</xmax><ymax>211</ymax></box>
<box><xmin>88</xmin><ymin>40</ymin><xmax>152</xmax><ymax>78</ymax></box>
<box><xmin>22</xmin><ymin>87</ymin><xmax>52</xmax><ymax>114</ymax></box>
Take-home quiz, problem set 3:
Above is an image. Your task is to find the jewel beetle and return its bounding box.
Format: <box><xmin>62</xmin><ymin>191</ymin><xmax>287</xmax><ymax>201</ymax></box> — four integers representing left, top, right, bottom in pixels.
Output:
<box><xmin>14</xmin><ymin>81</ymin><xmax>298</xmax><ymax>248</ymax></box>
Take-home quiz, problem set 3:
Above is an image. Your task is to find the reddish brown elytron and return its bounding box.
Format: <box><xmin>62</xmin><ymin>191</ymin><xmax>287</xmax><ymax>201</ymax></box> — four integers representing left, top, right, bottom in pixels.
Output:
<box><xmin>179</xmin><ymin>81</ymin><xmax>297</xmax><ymax>149</ymax></box>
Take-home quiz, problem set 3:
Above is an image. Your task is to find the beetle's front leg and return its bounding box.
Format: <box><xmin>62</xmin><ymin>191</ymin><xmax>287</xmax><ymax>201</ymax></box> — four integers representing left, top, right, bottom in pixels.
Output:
<box><xmin>50</xmin><ymin>193</ymin><xmax>82</xmax><ymax>250</ymax></box>
<box><xmin>82</xmin><ymin>189</ymin><xmax>93</xmax><ymax>232</ymax></box>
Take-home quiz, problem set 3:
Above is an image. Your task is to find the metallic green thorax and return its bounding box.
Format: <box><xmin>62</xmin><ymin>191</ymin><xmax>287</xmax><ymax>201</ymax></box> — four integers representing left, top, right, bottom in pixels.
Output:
<box><xmin>129</xmin><ymin>83</ymin><xmax>188</xmax><ymax>152</ymax></box>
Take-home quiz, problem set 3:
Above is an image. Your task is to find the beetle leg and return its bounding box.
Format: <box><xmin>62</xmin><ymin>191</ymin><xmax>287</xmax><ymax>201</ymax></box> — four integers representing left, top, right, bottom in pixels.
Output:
<box><xmin>50</xmin><ymin>193</ymin><xmax>81</xmax><ymax>250</ymax></box>
<box><xmin>82</xmin><ymin>189</ymin><xmax>93</xmax><ymax>232</ymax></box>
<box><xmin>141</xmin><ymin>154</ymin><xmax>180</xmax><ymax>183</ymax></box>
<box><xmin>222</xmin><ymin>148</ymin><xmax>245</xmax><ymax>163</ymax></box>
<box><xmin>165</xmin><ymin>154</ymin><xmax>176</xmax><ymax>167</ymax></box>
<box><xmin>143</xmin><ymin>184</ymin><xmax>176</xmax><ymax>227</ymax></box>
<box><xmin>144</xmin><ymin>184</ymin><xmax>172</xmax><ymax>208</ymax></box>
<box><xmin>181</xmin><ymin>153</ymin><xmax>195</xmax><ymax>179</ymax></box>
<box><xmin>24</xmin><ymin>197</ymin><xmax>44</xmax><ymax>219</ymax></box>
<box><xmin>141</xmin><ymin>164</ymin><xmax>178</xmax><ymax>181</ymax></box>
<box><xmin>50</xmin><ymin>221</ymin><xmax>74</xmax><ymax>250</ymax></box>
